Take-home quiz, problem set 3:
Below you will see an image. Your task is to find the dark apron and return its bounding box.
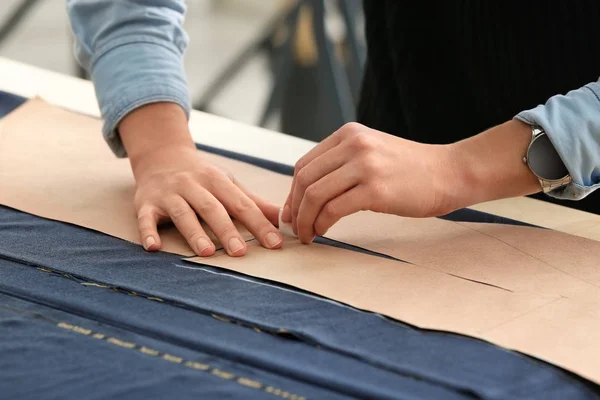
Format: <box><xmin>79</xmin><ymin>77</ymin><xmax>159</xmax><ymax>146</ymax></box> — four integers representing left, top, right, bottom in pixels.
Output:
<box><xmin>358</xmin><ymin>0</ymin><xmax>600</xmax><ymax>214</ymax></box>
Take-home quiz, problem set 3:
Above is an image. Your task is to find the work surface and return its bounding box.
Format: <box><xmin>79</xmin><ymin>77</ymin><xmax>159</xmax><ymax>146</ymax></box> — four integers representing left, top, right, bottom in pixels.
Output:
<box><xmin>1</xmin><ymin>60</ymin><xmax>600</xmax><ymax>399</ymax></box>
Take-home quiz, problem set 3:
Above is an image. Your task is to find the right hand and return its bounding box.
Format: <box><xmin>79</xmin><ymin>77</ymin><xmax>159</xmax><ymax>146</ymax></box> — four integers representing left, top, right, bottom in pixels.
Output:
<box><xmin>120</xmin><ymin>102</ymin><xmax>283</xmax><ymax>257</ymax></box>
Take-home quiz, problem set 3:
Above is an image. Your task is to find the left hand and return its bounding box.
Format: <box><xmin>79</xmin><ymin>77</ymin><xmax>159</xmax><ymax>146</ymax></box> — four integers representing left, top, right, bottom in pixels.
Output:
<box><xmin>281</xmin><ymin>123</ymin><xmax>457</xmax><ymax>243</ymax></box>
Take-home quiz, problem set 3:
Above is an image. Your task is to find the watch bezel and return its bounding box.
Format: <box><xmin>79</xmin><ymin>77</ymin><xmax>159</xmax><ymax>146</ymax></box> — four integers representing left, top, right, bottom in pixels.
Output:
<box><xmin>524</xmin><ymin>127</ymin><xmax>572</xmax><ymax>192</ymax></box>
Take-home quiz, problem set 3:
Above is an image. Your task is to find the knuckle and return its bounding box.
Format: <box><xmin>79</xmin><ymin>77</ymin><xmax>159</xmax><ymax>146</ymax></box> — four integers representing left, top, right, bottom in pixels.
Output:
<box><xmin>296</xmin><ymin>168</ymin><xmax>311</xmax><ymax>188</ymax></box>
<box><xmin>169</xmin><ymin>205</ymin><xmax>193</xmax><ymax>220</ymax></box>
<box><xmin>137</xmin><ymin>204</ymin><xmax>155</xmax><ymax>219</ymax></box>
<box><xmin>304</xmin><ymin>184</ymin><xmax>320</xmax><ymax>203</ymax></box>
<box><xmin>187</xmin><ymin>230</ymin><xmax>205</xmax><ymax>242</ymax></box>
<box><xmin>349</xmin><ymin>132</ymin><xmax>374</xmax><ymax>151</ymax></box>
<box><xmin>339</xmin><ymin>122</ymin><xmax>362</xmax><ymax>135</ymax></box>
<box><xmin>231</xmin><ymin>195</ymin><xmax>255</xmax><ymax>215</ymax></box>
<box><xmin>254</xmin><ymin>221</ymin><xmax>275</xmax><ymax>238</ymax></box>
<box><xmin>196</xmin><ymin>165</ymin><xmax>222</xmax><ymax>182</ymax></box>
<box><xmin>170</xmin><ymin>172</ymin><xmax>195</xmax><ymax>188</ymax></box>
<box><xmin>194</xmin><ymin>199</ymin><xmax>218</xmax><ymax>215</ymax></box>
<box><xmin>322</xmin><ymin>202</ymin><xmax>338</xmax><ymax>219</ymax></box>
<box><xmin>216</xmin><ymin>225</ymin><xmax>238</xmax><ymax>239</ymax></box>
<box><xmin>294</xmin><ymin>158</ymin><xmax>307</xmax><ymax>175</ymax></box>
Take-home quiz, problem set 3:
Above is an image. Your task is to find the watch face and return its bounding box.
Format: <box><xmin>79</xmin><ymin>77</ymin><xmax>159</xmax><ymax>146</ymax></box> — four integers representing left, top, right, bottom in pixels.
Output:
<box><xmin>528</xmin><ymin>133</ymin><xmax>569</xmax><ymax>180</ymax></box>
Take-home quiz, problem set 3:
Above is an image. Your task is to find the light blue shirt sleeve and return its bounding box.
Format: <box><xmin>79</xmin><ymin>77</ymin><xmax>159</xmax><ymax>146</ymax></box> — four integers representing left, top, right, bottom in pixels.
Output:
<box><xmin>515</xmin><ymin>79</ymin><xmax>600</xmax><ymax>201</ymax></box>
<box><xmin>66</xmin><ymin>0</ymin><xmax>190</xmax><ymax>157</ymax></box>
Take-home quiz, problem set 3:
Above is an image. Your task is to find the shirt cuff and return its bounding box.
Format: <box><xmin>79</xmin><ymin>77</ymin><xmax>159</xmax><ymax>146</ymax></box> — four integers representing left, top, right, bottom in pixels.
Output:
<box><xmin>514</xmin><ymin>82</ymin><xmax>600</xmax><ymax>201</ymax></box>
<box><xmin>90</xmin><ymin>40</ymin><xmax>190</xmax><ymax>158</ymax></box>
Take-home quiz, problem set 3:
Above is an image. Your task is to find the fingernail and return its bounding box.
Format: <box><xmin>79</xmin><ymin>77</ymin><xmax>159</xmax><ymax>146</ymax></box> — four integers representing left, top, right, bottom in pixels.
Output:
<box><xmin>144</xmin><ymin>236</ymin><xmax>156</xmax><ymax>250</ymax></box>
<box><xmin>282</xmin><ymin>204</ymin><xmax>291</xmax><ymax>222</ymax></box>
<box><xmin>196</xmin><ymin>238</ymin><xmax>212</xmax><ymax>255</ymax></box>
<box><xmin>228</xmin><ymin>237</ymin><xmax>245</xmax><ymax>254</ymax></box>
<box><xmin>266</xmin><ymin>232</ymin><xmax>282</xmax><ymax>248</ymax></box>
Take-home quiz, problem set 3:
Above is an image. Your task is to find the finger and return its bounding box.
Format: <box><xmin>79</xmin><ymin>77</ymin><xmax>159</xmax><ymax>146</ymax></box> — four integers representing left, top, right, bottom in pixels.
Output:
<box><xmin>164</xmin><ymin>196</ymin><xmax>216</xmax><ymax>256</ymax></box>
<box><xmin>137</xmin><ymin>206</ymin><xmax>162</xmax><ymax>252</ymax></box>
<box><xmin>245</xmin><ymin>191</ymin><xmax>280</xmax><ymax>227</ymax></box>
<box><xmin>291</xmin><ymin>143</ymin><xmax>350</xmax><ymax>234</ymax></box>
<box><xmin>281</xmin><ymin>193</ymin><xmax>293</xmax><ymax>223</ymax></box>
<box><xmin>213</xmin><ymin>179</ymin><xmax>283</xmax><ymax>250</ymax></box>
<box><xmin>233</xmin><ymin>179</ymin><xmax>280</xmax><ymax>226</ymax></box>
<box><xmin>296</xmin><ymin>165</ymin><xmax>359</xmax><ymax>243</ymax></box>
<box><xmin>181</xmin><ymin>185</ymin><xmax>247</xmax><ymax>257</ymax></box>
<box><xmin>314</xmin><ymin>186</ymin><xmax>370</xmax><ymax>237</ymax></box>
<box><xmin>283</xmin><ymin>130</ymin><xmax>345</xmax><ymax>224</ymax></box>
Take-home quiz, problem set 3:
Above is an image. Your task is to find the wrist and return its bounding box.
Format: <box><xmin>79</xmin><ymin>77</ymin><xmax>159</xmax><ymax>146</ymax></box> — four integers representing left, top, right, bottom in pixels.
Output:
<box><xmin>429</xmin><ymin>143</ymin><xmax>472</xmax><ymax>215</ymax></box>
<box><xmin>119</xmin><ymin>102</ymin><xmax>195</xmax><ymax>166</ymax></box>
<box><xmin>444</xmin><ymin>120</ymin><xmax>540</xmax><ymax>211</ymax></box>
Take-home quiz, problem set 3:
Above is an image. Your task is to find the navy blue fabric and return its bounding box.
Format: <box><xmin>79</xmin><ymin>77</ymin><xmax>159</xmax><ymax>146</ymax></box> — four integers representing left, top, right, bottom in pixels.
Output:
<box><xmin>0</xmin><ymin>294</ymin><xmax>354</xmax><ymax>400</ymax></box>
<box><xmin>0</xmin><ymin>90</ymin><xmax>597</xmax><ymax>398</ymax></box>
<box><xmin>0</xmin><ymin>262</ymin><xmax>468</xmax><ymax>400</ymax></box>
<box><xmin>0</xmin><ymin>205</ymin><xmax>596</xmax><ymax>399</ymax></box>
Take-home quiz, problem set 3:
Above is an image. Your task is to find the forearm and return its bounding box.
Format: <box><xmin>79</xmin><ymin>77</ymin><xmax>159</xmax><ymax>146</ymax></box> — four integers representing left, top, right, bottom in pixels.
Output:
<box><xmin>442</xmin><ymin>120</ymin><xmax>540</xmax><ymax>212</ymax></box>
<box><xmin>67</xmin><ymin>0</ymin><xmax>190</xmax><ymax>157</ymax></box>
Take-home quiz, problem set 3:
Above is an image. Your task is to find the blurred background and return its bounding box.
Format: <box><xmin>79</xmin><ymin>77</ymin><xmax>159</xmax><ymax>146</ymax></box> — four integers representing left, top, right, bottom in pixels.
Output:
<box><xmin>0</xmin><ymin>0</ymin><xmax>365</xmax><ymax>141</ymax></box>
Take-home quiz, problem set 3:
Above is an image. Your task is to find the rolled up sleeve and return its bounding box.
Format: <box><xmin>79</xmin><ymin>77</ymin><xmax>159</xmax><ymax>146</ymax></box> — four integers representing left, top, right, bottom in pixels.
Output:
<box><xmin>515</xmin><ymin>80</ymin><xmax>600</xmax><ymax>200</ymax></box>
<box><xmin>66</xmin><ymin>0</ymin><xmax>190</xmax><ymax>157</ymax></box>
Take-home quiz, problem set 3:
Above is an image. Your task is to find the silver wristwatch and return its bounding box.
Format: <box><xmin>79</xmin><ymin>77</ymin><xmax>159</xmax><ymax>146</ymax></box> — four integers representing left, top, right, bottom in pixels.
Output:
<box><xmin>523</xmin><ymin>125</ymin><xmax>572</xmax><ymax>193</ymax></box>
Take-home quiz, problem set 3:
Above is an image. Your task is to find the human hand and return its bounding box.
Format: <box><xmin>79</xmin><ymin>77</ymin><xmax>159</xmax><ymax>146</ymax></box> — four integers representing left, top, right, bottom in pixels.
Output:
<box><xmin>281</xmin><ymin>122</ymin><xmax>459</xmax><ymax>243</ymax></box>
<box><xmin>120</xmin><ymin>103</ymin><xmax>283</xmax><ymax>256</ymax></box>
<box><xmin>282</xmin><ymin>120</ymin><xmax>541</xmax><ymax>244</ymax></box>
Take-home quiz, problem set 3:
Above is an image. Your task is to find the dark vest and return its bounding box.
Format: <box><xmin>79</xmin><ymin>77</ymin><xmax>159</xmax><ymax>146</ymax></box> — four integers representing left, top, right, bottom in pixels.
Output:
<box><xmin>358</xmin><ymin>1</ymin><xmax>600</xmax><ymax>214</ymax></box>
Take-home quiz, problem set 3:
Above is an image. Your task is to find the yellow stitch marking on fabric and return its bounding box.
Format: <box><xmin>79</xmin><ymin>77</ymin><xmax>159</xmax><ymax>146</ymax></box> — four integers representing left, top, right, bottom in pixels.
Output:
<box><xmin>139</xmin><ymin>346</ymin><xmax>159</xmax><ymax>356</ymax></box>
<box><xmin>211</xmin><ymin>314</ymin><xmax>231</xmax><ymax>323</ymax></box>
<box><xmin>37</xmin><ymin>267</ymin><xmax>53</xmax><ymax>273</ymax></box>
<box><xmin>237</xmin><ymin>377</ymin><xmax>262</xmax><ymax>389</ymax></box>
<box><xmin>162</xmin><ymin>354</ymin><xmax>183</xmax><ymax>363</ymax></box>
<box><xmin>211</xmin><ymin>369</ymin><xmax>235</xmax><ymax>380</ymax></box>
<box><xmin>57</xmin><ymin>322</ymin><xmax>74</xmax><ymax>330</ymax></box>
<box><xmin>184</xmin><ymin>361</ymin><xmax>210</xmax><ymax>371</ymax></box>
<box><xmin>81</xmin><ymin>282</ymin><xmax>110</xmax><ymax>288</ymax></box>
<box><xmin>146</xmin><ymin>297</ymin><xmax>164</xmax><ymax>302</ymax></box>
<box><xmin>72</xmin><ymin>326</ymin><xmax>91</xmax><ymax>335</ymax></box>
<box><xmin>52</xmin><ymin>322</ymin><xmax>305</xmax><ymax>400</ymax></box>
<box><xmin>107</xmin><ymin>337</ymin><xmax>136</xmax><ymax>349</ymax></box>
